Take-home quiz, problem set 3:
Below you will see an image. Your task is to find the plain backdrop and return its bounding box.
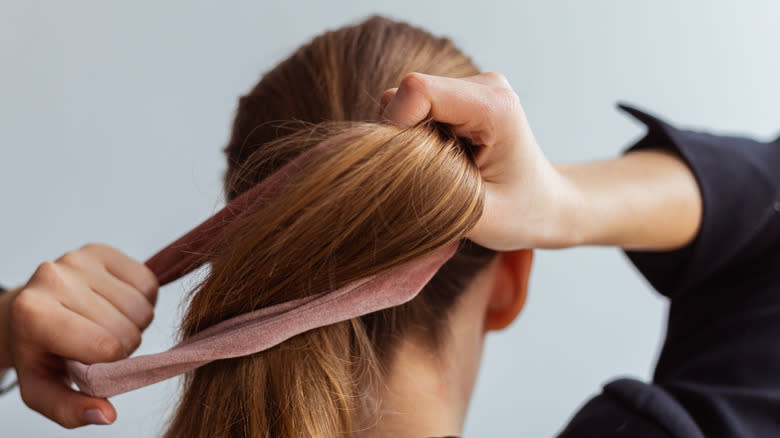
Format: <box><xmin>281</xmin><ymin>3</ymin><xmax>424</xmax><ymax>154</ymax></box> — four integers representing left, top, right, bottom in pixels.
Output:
<box><xmin>1</xmin><ymin>1</ymin><xmax>778</xmax><ymax>437</ymax></box>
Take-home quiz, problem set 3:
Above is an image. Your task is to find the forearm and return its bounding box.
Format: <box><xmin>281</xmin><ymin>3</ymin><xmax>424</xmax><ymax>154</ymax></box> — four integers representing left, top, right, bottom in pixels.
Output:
<box><xmin>558</xmin><ymin>148</ymin><xmax>702</xmax><ymax>251</ymax></box>
<box><xmin>0</xmin><ymin>287</ymin><xmax>21</xmax><ymax>369</ymax></box>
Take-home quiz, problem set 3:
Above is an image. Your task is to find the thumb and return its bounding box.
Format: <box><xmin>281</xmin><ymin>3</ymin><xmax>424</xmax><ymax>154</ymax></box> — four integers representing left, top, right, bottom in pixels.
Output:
<box><xmin>18</xmin><ymin>365</ymin><xmax>116</xmax><ymax>428</ymax></box>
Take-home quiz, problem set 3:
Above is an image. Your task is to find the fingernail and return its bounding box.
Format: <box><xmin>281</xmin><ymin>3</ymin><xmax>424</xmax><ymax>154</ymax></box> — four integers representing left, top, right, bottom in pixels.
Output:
<box><xmin>83</xmin><ymin>408</ymin><xmax>111</xmax><ymax>425</ymax></box>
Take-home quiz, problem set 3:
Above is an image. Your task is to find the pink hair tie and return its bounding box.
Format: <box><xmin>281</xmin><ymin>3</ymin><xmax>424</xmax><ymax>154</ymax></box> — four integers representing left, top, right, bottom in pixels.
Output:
<box><xmin>65</xmin><ymin>142</ymin><xmax>457</xmax><ymax>398</ymax></box>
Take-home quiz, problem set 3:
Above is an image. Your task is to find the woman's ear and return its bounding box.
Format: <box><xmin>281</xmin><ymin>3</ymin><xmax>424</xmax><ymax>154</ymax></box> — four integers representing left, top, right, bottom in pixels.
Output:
<box><xmin>484</xmin><ymin>249</ymin><xmax>534</xmax><ymax>332</ymax></box>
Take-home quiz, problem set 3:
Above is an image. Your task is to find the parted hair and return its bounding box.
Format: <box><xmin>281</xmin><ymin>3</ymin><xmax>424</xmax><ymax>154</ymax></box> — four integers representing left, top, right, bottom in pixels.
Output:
<box><xmin>163</xmin><ymin>15</ymin><xmax>497</xmax><ymax>438</ymax></box>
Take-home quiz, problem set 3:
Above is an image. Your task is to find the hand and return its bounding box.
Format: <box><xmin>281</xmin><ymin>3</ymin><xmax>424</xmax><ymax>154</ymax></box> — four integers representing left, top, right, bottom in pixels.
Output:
<box><xmin>381</xmin><ymin>72</ymin><xmax>582</xmax><ymax>250</ymax></box>
<box><xmin>381</xmin><ymin>72</ymin><xmax>702</xmax><ymax>252</ymax></box>
<box><xmin>3</xmin><ymin>244</ymin><xmax>158</xmax><ymax>428</ymax></box>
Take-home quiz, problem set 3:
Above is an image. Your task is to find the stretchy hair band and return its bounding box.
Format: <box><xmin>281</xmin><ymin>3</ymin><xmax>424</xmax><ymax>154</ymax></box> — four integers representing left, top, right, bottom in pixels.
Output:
<box><xmin>65</xmin><ymin>136</ymin><xmax>458</xmax><ymax>398</ymax></box>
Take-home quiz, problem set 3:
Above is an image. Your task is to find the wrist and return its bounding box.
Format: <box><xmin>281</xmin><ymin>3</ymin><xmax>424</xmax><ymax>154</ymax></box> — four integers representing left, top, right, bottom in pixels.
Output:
<box><xmin>553</xmin><ymin>162</ymin><xmax>613</xmax><ymax>248</ymax></box>
<box><xmin>0</xmin><ymin>287</ymin><xmax>21</xmax><ymax>369</ymax></box>
<box><xmin>547</xmin><ymin>164</ymin><xmax>591</xmax><ymax>248</ymax></box>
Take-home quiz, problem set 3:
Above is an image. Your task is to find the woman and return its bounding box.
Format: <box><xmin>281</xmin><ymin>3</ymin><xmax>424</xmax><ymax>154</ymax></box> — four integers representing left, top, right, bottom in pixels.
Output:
<box><xmin>3</xmin><ymin>15</ymin><xmax>779</xmax><ymax>437</ymax></box>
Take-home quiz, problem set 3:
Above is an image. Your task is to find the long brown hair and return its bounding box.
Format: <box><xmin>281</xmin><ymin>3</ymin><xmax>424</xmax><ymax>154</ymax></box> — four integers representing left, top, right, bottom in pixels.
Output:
<box><xmin>164</xmin><ymin>16</ymin><xmax>496</xmax><ymax>438</ymax></box>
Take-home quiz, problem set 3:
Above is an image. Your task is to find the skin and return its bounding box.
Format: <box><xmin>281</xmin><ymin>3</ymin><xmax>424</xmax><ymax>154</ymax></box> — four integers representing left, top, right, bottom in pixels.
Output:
<box><xmin>361</xmin><ymin>248</ymin><xmax>532</xmax><ymax>438</ymax></box>
<box><xmin>0</xmin><ymin>72</ymin><xmax>701</xmax><ymax>433</ymax></box>
<box><xmin>0</xmin><ymin>244</ymin><xmax>158</xmax><ymax>428</ymax></box>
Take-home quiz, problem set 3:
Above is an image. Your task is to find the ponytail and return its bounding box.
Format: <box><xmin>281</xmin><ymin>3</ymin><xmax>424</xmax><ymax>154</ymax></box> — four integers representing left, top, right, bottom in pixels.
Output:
<box><xmin>164</xmin><ymin>16</ymin><xmax>497</xmax><ymax>437</ymax></box>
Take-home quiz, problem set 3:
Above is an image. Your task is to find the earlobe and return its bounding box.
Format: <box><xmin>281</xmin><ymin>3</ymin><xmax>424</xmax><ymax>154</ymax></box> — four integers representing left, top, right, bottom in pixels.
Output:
<box><xmin>484</xmin><ymin>249</ymin><xmax>533</xmax><ymax>332</ymax></box>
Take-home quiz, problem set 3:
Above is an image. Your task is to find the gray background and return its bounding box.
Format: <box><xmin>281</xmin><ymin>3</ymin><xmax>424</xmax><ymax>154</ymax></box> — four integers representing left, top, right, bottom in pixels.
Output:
<box><xmin>1</xmin><ymin>1</ymin><xmax>778</xmax><ymax>436</ymax></box>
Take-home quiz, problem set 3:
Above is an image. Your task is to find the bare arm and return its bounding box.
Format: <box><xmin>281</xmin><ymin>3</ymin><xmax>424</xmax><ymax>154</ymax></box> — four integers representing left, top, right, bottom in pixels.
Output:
<box><xmin>558</xmin><ymin>148</ymin><xmax>702</xmax><ymax>251</ymax></box>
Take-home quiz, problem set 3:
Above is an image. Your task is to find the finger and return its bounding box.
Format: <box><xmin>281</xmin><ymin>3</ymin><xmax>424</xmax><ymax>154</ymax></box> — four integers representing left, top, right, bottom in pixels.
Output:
<box><xmin>383</xmin><ymin>72</ymin><xmax>497</xmax><ymax>128</ymax></box>
<box><xmin>459</xmin><ymin>71</ymin><xmax>513</xmax><ymax>89</ymax></box>
<box><xmin>87</xmin><ymin>268</ymin><xmax>155</xmax><ymax>330</ymax></box>
<box><xmin>379</xmin><ymin>88</ymin><xmax>397</xmax><ymax>114</ymax></box>
<box><xmin>381</xmin><ymin>73</ymin><xmax>436</xmax><ymax>127</ymax></box>
<box><xmin>12</xmin><ymin>291</ymin><xmax>127</xmax><ymax>364</ymax></box>
<box><xmin>381</xmin><ymin>72</ymin><xmax>520</xmax><ymax>147</ymax></box>
<box><xmin>80</xmin><ymin>244</ymin><xmax>159</xmax><ymax>305</ymax></box>
<box><xmin>17</xmin><ymin>362</ymin><xmax>116</xmax><ymax>428</ymax></box>
<box><xmin>54</xmin><ymin>282</ymin><xmax>142</xmax><ymax>356</ymax></box>
<box><xmin>380</xmin><ymin>73</ymin><xmax>505</xmax><ymax>125</ymax></box>
<box><xmin>57</xmin><ymin>248</ymin><xmax>155</xmax><ymax>330</ymax></box>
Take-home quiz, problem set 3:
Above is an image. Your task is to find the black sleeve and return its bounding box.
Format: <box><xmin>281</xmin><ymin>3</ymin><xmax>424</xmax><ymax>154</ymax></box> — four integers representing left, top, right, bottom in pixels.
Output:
<box><xmin>559</xmin><ymin>104</ymin><xmax>780</xmax><ymax>438</ymax></box>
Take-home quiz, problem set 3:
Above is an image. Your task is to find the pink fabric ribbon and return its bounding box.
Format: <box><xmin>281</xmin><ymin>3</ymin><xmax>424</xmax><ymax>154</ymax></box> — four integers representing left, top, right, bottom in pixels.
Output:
<box><xmin>65</xmin><ymin>143</ymin><xmax>457</xmax><ymax>398</ymax></box>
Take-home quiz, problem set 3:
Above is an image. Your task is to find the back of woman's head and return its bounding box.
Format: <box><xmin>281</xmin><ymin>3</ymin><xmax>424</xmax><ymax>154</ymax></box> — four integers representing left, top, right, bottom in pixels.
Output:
<box><xmin>164</xmin><ymin>16</ymin><xmax>497</xmax><ymax>438</ymax></box>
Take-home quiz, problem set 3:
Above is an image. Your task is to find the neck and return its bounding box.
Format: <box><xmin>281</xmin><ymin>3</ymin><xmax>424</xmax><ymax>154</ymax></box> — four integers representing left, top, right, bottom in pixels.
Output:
<box><xmin>355</xmin><ymin>268</ymin><xmax>493</xmax><ymax>438</ymax></box>
<box><xmin>357</xmin><ymin>331</ymin><xmax>484</xmax><ymax>438</ymax></box>
<box><xmin>359</xmin><ymin>341</ymin><xmax>463</xmax><ymax>438</ymax></box>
